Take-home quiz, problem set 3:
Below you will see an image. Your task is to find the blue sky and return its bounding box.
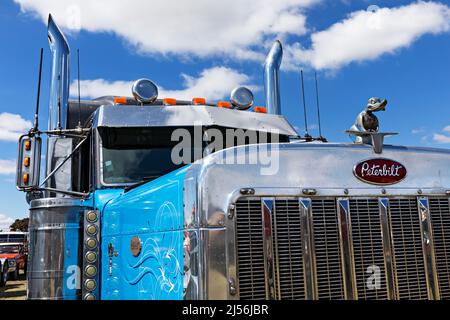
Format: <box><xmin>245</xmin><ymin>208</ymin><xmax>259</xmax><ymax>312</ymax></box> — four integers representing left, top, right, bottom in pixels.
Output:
<box><xmin>0</xmin><ymin>0</ymin><xmax>449</xmax><ymax>227</ymax></box>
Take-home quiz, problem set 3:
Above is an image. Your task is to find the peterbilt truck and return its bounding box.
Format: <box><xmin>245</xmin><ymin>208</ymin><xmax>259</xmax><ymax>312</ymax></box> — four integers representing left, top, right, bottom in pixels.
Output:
<box><xmin>15</xmin><ymin>15</ymin><xmax>450</xmax><ymax>300</ymax></box>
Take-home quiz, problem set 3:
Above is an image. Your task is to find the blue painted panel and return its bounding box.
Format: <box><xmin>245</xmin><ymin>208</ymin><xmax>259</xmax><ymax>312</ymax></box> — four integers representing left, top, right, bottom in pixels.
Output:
<box><xmin>100</xmin><ymin>166</ymin><xmax>189</xmax><ymax>300</ymax></box>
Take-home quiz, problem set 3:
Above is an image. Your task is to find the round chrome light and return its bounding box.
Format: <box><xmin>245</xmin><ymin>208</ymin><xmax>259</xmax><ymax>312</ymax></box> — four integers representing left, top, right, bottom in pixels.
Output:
<box><xmin>85</xmin><ymin>265</ymin><xmax>97</xmax><ymax>277</ymax></box>
<box><xmin>85</xmin><ymin>238</ymin><xmax>97</xmax><ymax>250</ymax></box>
<box><xmin>86</xmin><ymin>211</ymin><xmax>98</xmax><ymax>223</ymax></box>
<box><xmin>230</xmin><ymin>86</ymin><xmax>254</xmax><ymax>110</ymax></box>
<box><xmin>84</xmin><ymin>293</ymin><xmax>96</xmax><ymax>300</ymax></box>
<box><xmin>85</xmin><ymin>251</ymin><xmax>97</xmax><ymax>263</ymax></box>
<box><xmin>86</xmin><ymin>224</ymin><xmax>98</xmax><ymax>236</ymax></box>
<box><xmin>84</xmin><ymin>279</ymin><xmax>97</xmax><ymax>291</ymax></box>
<box><xmin>132</xmin><ymin>78</ymin><xmax>158</xmax><ymax>104</ymax></box>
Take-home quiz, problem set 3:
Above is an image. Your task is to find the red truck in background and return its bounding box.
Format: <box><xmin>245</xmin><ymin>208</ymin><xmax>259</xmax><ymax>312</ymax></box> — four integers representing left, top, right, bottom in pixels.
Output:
<box><xmin>0</xmin><ymin>232</ymin><xmax>28</xmax><ymax>286</ymax></box>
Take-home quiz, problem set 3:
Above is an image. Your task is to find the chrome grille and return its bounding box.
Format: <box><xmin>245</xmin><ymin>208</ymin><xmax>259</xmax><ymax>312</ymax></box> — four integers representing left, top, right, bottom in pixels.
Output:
<box><xmin>234</xmin><ymin>195</ymin><xmax>448</xmax><ymax>300</ymax></box>
<box><xmin>273</xmin><ymin>199</ymin><xmax>305</xmax><ymax>299</ymax></box>
<box><xmin>311</xmin><ymin>199</ymin><xmax>345</xmax><ymax>299</ymax></box>
<box><xmin>429</xmin><ymin>197</ymin><xmax>450</xmax><ymax>300</ymax></box>
<box><xmin>349</xmin><ymin>199</ymin><xmax>389</xmax><ymax>299</ymax></box>
<box><xmin>235</xmin><ymin>199</ymin><xmax>266</xmax><ymax>299</ymax></box>
<box><xmin>389</xmin><ymin>198</ymin><xmax>428</xmax><ymax>300</ymax></box>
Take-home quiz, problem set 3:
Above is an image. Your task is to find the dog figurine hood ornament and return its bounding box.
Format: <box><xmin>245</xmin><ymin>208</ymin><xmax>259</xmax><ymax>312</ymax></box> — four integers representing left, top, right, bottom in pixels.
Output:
<box><xmin>346</xmin><ymin>97</ymin><xmax>397</xmax><ymax>154</ymax></box>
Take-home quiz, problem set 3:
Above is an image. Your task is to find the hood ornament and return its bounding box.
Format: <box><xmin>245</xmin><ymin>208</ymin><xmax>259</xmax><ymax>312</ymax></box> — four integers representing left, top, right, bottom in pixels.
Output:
<box><xmin>346</xmin><ymin>97</ymin><xmax>397</xmax><ymax>154</ymax></box>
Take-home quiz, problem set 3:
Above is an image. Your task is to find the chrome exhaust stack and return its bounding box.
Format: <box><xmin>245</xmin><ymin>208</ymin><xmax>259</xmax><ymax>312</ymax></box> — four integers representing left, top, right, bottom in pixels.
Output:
<box><xmin>263</xmin><ymin>40</ymin><xmax>283</xmax><ymax>115</ymax></box>
<box><xmin>47</xmin><ymin>14</ymin><xmax>70</xmax><ymax>130</ymax></box>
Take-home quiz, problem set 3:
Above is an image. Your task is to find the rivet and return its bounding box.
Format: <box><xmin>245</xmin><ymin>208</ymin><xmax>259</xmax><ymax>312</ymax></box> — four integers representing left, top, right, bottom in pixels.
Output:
<box><xmin>344</xmin><ymin>189</ymin><xmax>349</xmax><ymax>195</ymax></box>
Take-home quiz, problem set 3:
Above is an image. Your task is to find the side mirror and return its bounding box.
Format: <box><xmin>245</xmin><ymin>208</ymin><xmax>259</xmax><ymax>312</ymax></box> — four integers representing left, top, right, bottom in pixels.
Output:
<box><xmin>16</xmin><ymin>135</ymin><xmax>41</xmax><ymax>190</ymax></box>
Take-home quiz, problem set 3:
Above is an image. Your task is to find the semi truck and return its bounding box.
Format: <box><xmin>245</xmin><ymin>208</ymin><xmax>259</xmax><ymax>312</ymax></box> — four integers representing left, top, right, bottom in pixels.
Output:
<box><xmin>16</xmin><ymin>14</ymin><xmax>450</xmax><ymax>300</ymax></box>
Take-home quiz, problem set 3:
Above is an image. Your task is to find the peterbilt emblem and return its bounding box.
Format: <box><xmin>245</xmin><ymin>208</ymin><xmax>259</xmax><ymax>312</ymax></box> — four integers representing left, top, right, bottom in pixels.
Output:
<box><xmin>130</xmin><ymin>236</ymin><xmax>142</xmax><ymax>257</ymax></box>
<box><xmin>353</xmin><ymin>158</ymin><xmax>407</xmax><ymax>185</ymax></box>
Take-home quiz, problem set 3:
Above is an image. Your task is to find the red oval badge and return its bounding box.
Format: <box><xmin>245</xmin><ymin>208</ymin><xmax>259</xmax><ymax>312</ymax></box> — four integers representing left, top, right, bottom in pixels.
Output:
<box><xmin>353</xmin><ymin>158</ymin><xmax>407</xmax><ymax>185</ymax></box>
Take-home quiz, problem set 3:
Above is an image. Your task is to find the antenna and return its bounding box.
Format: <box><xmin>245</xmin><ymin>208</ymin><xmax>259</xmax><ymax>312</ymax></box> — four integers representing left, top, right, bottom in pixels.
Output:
<box><xmin>33</xmin><ymin>48</ymin><xmax>44</xmax><ymax>133</ymax></box>
<box><xmin>314</xmin><ymin>71</ymin><xmax>327</xmax><ymax>142</ymax></box>
<box><xmin>76</xmin><ymin>48</ymin><xmax>82</xmax><ymax>128</ymax></box>
<box><xmin>300</xmin><ymin>70</ymin><xmax>312</xmax><ymax>141</ymax></box>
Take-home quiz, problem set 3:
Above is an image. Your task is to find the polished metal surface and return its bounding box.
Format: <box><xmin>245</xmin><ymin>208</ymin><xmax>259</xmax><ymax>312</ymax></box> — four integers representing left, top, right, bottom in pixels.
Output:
<box><xmin>310</xmin><ymin>199</ymin><xmax>345</xmax><ymax>299</ymax></box>
<box><xmin>261</xmin><ymin>198</ymin><xmax>276</xmax><ymax>299</ymax></box>
<box><xmin>418</xmin><ymin>197</ymin><xmax>440</xmax><ymax>299</ymax></box>
<box><xmin>349</xmin><ymin>198</ymin><xmax>389</xmax><ymax>299</ymax></box>
<box><xmin>131</xmin><ymin>79</ymin><xmax>158</xmax><ymax>104</ymax></box>
<box><xmin>235</xmin><ymin>198</ymin><xmax>266</xmax><ymax>300</ymax></box>
<box><xmin>92</xmin><ymin>105</ymin><xmax>297</xmax><ymax>136</ymax></box>
<box><xmin>228</xmin><ymin>194</ymin><xmax>450</xmax><ymax>300</ymax></box>
<box><xmin>28</xmin><ymin>198</ymin><xmax>87</xmax><ymax>299</ymax></box>
<box><xmin>428</xmin><ymin>197</ymin><xmax>450</xmax><ymax>299</ymax></box>
<box><xmin>47</xmin><ymin>14</ymin><xmax>70</xmax><ymax>130</ymax></box>
<box><xmin>263</xmin><ymin>41</ymin><xmax>283</xmax><ymax>115</ymax></box>
<box><xmin>273</xmin><ymin>199</ymin><xmax>306</xmax><ymax>299</ymax></box>
<box><xmin>389</xmin><ymin>198</ymin><xmax>428</xmax><ymax>299</ymax></box>
<box><xmin>230</xmin><ymin>87</ymin><xmax>254</xmax><ymax>110</ymax></box>
<box><xmin>182</xmin><ymin>142</ymin><xmax>450</xmax><ymax>300</ymax></box>
<box><xmin>183</xmin><ymin>143</ymin><xmax>450</xmax><ymax>230</ymax></box>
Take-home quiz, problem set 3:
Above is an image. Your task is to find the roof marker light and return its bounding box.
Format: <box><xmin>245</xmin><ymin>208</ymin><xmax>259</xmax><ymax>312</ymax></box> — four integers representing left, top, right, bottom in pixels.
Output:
<box><xmin>192</xmin><ymin>97</ymin><xmax>206</xmax><ymax>105</ymax></box>
<box><xmin>114</xmin><ymin>97</ymin><xmax>127</xmax><ymax>105</ymax></box>
<box><xmin>217</xmin><ymin>101</ymin><xmax>231</xmax><ymax>108</ymax></box>
<box><xmin>163</xmin><ymin>98</ymin><xmax>177</xmax><ymax>106</ymax></box>
<box><xmin>254</xmin><ymin>107</ymin><xmax>267</xmax><ymax>113</ymax></box>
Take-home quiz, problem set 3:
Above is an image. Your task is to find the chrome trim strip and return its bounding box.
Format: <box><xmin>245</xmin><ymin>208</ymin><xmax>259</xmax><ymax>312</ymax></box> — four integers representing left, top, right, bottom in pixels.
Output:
<box><xmin>418</xmin><ymin>197</ymin><xmax>440</xmax><ymax>300</ymax></box>
<box><xmin>262</xmin><ymin>198</ymin><xmax>277</xmax><ymax>299</ymax></box>
<box><xmin>379</xmin><ymin>198</ymin><xmax>396</xmax><ymax>300</ymax></box>
<box><xmin>299</xmin><ymin>198</ymin><xmax>315</xmax><ymax>299</ymax></box>
<box><xmin>337</xmin><ymin>198</ymin><xmax>356</xmax><ymax>300</ymax></box>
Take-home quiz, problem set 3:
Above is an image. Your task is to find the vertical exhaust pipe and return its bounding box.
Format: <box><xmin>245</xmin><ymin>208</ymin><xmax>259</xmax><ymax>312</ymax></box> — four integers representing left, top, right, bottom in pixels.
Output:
<box><xmin>264</xmin><ymin>40</ymin><xmax>283</xmax><ymax>115</ymax></box>
<box><xmin>47</xmin><ymin>14</ymin><xmax>70</xmax><ymax>130</ymax></box>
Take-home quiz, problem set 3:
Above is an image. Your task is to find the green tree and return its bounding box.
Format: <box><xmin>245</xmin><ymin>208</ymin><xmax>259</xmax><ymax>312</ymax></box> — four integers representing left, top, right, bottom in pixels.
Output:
<box><xmin>9</xmin><ymin>218</ymin><xmax>29</xmax><ymax>232</ymax></box>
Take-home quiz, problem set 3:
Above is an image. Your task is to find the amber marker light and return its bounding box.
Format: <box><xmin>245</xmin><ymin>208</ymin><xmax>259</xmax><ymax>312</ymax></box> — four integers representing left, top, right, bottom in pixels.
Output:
<box><xmin>254</xmin><ymin>107</ymin><xmax>267</xmax><ymax>113</ymax></box>
<box><xmin>113</xmin><ymin>97</ymin><xmax>127</xmax><ymax>105</ymax></box>
<box><xmin>163</xmin><ymin>98</ymin><xmax>177</xmax><ymax>106</ymax></box>
<box><xmin>24</xmin><ymin>157</ymin><xmax>30</xmax><ymax>167</ymax></box>
<box><xmin>23</xmin><ymin>173</ymin><xmax>29</xmax><ymax>185</ymax></box>
<box><xmin>24</xmin><ymin>140</ymin><xmax>31</xmax><ymax>151</ymax></box>
<box><xmin>217</xmin><ymin>101</ymin><xmax>231</xmax><ymax>108</ymax></box>
<box><xmin>192</xmin><ymin>97</ymin><xmax>206</xmax><ymax>105</ymax></box>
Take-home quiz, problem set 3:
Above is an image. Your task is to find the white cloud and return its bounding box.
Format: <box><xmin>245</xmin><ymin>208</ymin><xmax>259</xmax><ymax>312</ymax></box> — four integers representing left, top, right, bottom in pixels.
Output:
<box><xmin>15</xmin><ymin>1</ymin><xmax>450</xmax><ymax>71</ymax></box>
<box><xmin>285</xmin><ymin>1</ymin><xmax>450</xmax><ymax>70</ymax></box>
<box><xmin>0</xmin><ymin>214</ymin><xmax>14</xmax><ymax>231</ymax></box>
<box><xmin>0</xmin><ymin>113</ymin><xmax>32</xmax><ymax>141</ymax></box>
<box><xmin>70</xmin><ymin>66</ymin><xmax>259</xmax><ymax>100</ymax></box>
<box><xmin>433</xmin><ymin>133</ymin><xmax>450</xmax><ymax>144</ymax></box>
<box><xmin>433</xmin><ymin>125</ymin><xmax>450</xmax><ymax>144</ymax></box>
<box><xmin>14</xmin><ymin>0</ymin><xmax>317</xmax><ymax>59</ymax></box>
<box><xmin>0</xmin><ymin>160</ymin><xmax>16</xmax><ymax>175</ymax></box>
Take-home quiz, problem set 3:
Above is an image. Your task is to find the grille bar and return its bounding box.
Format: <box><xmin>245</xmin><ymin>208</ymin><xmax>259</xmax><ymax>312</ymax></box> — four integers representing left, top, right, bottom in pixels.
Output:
<box><xmin>311</xmin><ymin>199</ymin><xmax>346</xmax><ymax>299</ymax></box>
<box><xmin>349</xmin><ymin>199</ymin><xmax>389</xmax><ymax>300</ymax></box>
<box><xmin>389</xmin><ymin>198</ymin><xmax>428</xmax><ymax>300</ymax></box>
<box><xmin>235</xmin><ymin>199</ymin><xmax>266</xmax><ymax>300</ymax></box>
<box><xmin>273</xmin><ymin>199</ymin><xmax>306</xmax><ymax>300</ymax></box>
<box><xmin>429</xmin><ymin>197</ymin><xmax>450</xmax><ymax>300</ymax></box>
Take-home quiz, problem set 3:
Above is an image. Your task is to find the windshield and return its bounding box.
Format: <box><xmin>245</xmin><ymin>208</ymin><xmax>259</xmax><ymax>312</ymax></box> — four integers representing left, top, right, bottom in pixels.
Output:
<box><xmin>0</xmin><ymin>245</ymin><xmax>19</xmax><ymax>254</ymax></box>
<box><xmin>99</xmin><ymin>127</ymin><xmax>202</xmax><ymax>185</ymax></box>
<box><xmin>98</xmin><ymin>126</ymin><xmax>288</xmax><ymax>186</ymax></box>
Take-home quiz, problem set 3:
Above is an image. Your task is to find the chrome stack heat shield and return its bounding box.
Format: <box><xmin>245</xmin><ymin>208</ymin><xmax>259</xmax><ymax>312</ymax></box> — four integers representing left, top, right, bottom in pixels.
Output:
<box><xmin>263</xmin><ymin>40</ymin><xmax>283</xmax><ymax>115</ymax></box>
